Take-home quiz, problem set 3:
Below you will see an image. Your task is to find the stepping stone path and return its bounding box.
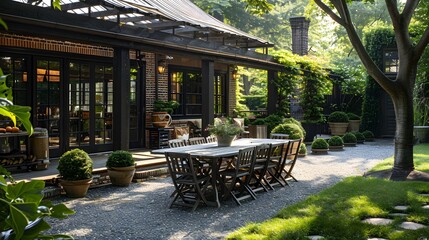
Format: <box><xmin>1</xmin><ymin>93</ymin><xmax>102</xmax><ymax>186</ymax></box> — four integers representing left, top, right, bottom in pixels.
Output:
<box><xmin>399</xmin><ymin>221</ymin><xmax>427</xmax><ymax>230</ymax></box>
<box><xmin>393</xmin><ymin>205</ymin><xmax>409</xmax><ymax>211</ymax></box>
<box><xmin>368</xmin><ymin>238</ymin><xmax>388</xmax><ymax>240</ymax></box>
<box><xmin>423</xmin><ymin>205</ymin><xmax>429</xmax><ymax>209</ymax></box>
<box><xmin>306</xmin><ymin>236</ymin><xmax>324</xmax><ymax>240</ymax></box>
<box><xmin>362</xmin><ymin>218</ymin><xmax>394</xmax><ymax>225</ymax></box>
<box><xmin>389</xmin><ymin>213</ymin><xmax>408</xmax><ymax>217</ymax></box>
<box><xmin>419</xmin><ymin>193</ymin><xmax>429</xmax><ymax>197</ymax></box>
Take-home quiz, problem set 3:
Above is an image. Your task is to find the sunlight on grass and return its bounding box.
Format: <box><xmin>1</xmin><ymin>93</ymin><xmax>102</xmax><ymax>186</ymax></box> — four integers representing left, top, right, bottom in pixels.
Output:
<box><xmin>227</xmin><ymin>143</ymin><xmax>429</xmax><ymax>240</ymax></box>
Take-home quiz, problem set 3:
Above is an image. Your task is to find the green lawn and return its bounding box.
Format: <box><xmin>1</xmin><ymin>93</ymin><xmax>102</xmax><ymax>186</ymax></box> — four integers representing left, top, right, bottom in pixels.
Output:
<box><xmin>227</xmin><ymin>144</ymin><xmax>429</xmax><ymax>240</ymax></box>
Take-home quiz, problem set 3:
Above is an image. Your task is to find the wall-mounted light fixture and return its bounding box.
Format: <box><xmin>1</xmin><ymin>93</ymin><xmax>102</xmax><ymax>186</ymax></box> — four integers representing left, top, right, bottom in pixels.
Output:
<box><xmin>136</xmin><ymin>50</ymin><xmax>145</xmax><ymax>68</ymax></box>
<box><xmin>157</xmin><ymin>59</ymin><xmax>167</xmax><ymax>74</ymax></box>
<box><xmin>232</xmin><ymin>67</ymin><xmax>240</xmax><ymax>80</ymax></box>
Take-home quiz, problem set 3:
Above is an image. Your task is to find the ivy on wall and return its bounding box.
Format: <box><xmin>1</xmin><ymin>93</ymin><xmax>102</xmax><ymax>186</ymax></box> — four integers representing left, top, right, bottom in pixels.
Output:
<box><xmin>360</xmin><ymin>28</ymin><xmax>395</xmax><ymax>134</ymax></box>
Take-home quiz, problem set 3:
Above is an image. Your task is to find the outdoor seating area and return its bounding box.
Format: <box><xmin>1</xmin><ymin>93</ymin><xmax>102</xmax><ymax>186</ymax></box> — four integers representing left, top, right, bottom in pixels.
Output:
<box><xmin>154</xmin><ymin>137</ymin><xmax>300</xmax><ymax>210</ymax></box>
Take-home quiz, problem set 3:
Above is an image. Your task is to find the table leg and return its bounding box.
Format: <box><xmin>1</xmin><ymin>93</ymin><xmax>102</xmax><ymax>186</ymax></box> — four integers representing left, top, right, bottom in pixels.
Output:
<box><xmin>206</xmin><ymin>157</ymin><xmax>220</xmax><ymax>208</ymax></box>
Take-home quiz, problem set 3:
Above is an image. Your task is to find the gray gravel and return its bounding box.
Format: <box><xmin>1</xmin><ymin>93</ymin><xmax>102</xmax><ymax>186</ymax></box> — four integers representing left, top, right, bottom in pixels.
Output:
<box><xmin>46</xmin><ymin>139</ymin><xmax>394</xmax><ymax>240</ymax></box>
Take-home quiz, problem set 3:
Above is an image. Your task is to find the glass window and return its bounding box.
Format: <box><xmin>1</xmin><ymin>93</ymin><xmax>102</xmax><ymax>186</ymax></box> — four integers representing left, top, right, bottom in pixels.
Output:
<box><xmin>384</xmin><ymin>50</ymin><xmax>399</xmax><ymax>73</ymax></box>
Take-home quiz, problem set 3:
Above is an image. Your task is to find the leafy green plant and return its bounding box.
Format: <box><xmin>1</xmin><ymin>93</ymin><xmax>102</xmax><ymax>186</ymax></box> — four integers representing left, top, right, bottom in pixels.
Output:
<box><xmin>263</xmin><ymin>114</ymin><xmax>283</xmax><ymax>133</ymax></box>
<box><xmin>299</xmin><ymin>143</ymin><xmax>307</xmax><ymax>155</ymax></box>
<box><xmin>250</xmin><ymin>118</ymin><xmax>266</xmax><ymax>125</ymax></box>
<box><xmin>271</xmin><ymin>123</ymin><xmax>304</xmax><ymax>140</ymax></box>
<box><xmin>362</xmin><ymin>130</ymin><xmax>375</xmax><ymax>139</ymax></box>
<box><xmin>347</xmin><ymin>113</ymin><xmax>361</xmax><ymax>121</ymax></box>
<box><xmin>328</xmin><ymin>111</ymin><xmax>349</xmax><ymax>123</ymax></box>
<box><xmin>208</xmin><ymin>118</ymin><xmax>244</xmax><ymax>137</ymax></box>
<box><xmin>106</xmin><ymin>150</ymin><xmax>135</xmax><ymax>168</ymax></box>
<box><xmin>311</xmin><ymin>138</ymin><xmax>329</xmax><ymax>149</ymax></box>
<box><xmin>153</xmin><ymin>100</ymin><xmax>179</xmax><ymax>114</ymax></box>
<box><xmin>283</xmin><ymin>117</ymin><xmax>306</xmax><ymax>138</ymax></box>
<box><xmin>328</xmin><ymin>136</ymin><xmax>344</xmax><ymax>146</ymax></box>
<box><xmin>342</xmin><ymin>132</ymin><xmax>357</xmax><ymax>144</ymax></box>
<box><xmin>0</xmin><ymin>166</ymin><xmax>74</xmax><ymax>239</ymax></box>
<box><xmin>57</xmin><ymin>149</ymin><xmax>93</xmax><ymax>181</ymax></box>
<box><xmin>352</xmin><ymin>131</ymin><xmax>365</xmax><ymax>142</ymax></box>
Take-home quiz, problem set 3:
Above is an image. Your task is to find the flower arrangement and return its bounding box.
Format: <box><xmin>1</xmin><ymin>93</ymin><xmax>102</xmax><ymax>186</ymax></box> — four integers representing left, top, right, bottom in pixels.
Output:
<box><xmin>207</xmin><ymin>118</ymin><xmax>244</xmax><ymax>137</ymax></box>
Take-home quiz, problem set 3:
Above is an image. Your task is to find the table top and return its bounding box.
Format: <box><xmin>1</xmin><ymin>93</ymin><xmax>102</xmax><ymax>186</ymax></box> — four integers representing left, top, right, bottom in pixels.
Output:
<box><xmin>151</xmin><ymin>138</ymin><xmax>289</xmax><ymax>158</ymax></box>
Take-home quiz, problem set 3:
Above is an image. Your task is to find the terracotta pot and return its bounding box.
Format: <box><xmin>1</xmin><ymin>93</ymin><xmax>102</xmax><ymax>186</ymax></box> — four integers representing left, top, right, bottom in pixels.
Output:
<box><xmin>108</xmin><ymin>166</ymin><xmax>136</xmax><ymax>187</ymax></box>
<box><xmin>217</xmin><ymin>135</ymin><xmax>235</xmax><ymax>147</ymax></box>
<box><xmin>329</xmin><ymin>145</ymin><xmax>344</xmax><ymax>151</ymax></box>
<box><xmin>152</xmin><ymin>112</ymin><xmax>172</xmax><ymax>128</ymax></box>
<box><xmin>348</xmin><ymin>120</ymin><xmax>361</xmax><ymax>132</ymax></box>
<box><xmin>311</xmin><ymin>148</ymin><xmax>328</xmax><ymax>154</ymax></box>
<box><xmin>328</xmin><ymin>122</ymin><xmax>349</xmax><ymax>136</ymax></box>
<box><xmin>60</xmin><ymin>178</ymin><xmax>92</xmax><ymax>198</ymax></box>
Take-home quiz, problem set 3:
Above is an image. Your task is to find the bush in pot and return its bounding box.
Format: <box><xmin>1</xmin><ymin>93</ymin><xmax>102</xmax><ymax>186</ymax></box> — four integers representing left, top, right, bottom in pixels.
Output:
<box><xmin>271</xmin><ymin>123</ymin><xmax>304</xmax><ymax>140</ymax></box>
<box><xmin>328</xmin><ymin>136</ymin><xmax>344</xmax><ymax>150</ymax></box>
<box><xmin>342</xmin><ymin>132</ymin><xmax>357</xmax><ymax>146</ymax></box>
<box><xmin>352</xmin><ymin>131</ymin><xmax>366</xmax><ymax>143</ymax></box>
<box><xmin>311</xmin><ymin>138</ymin><xmax>329</xmax><ymax>154</ymax></box>
<box><xmin>283</xmin><ymin>117</ymin><xmax>306</xmax><ymax>139</ymax></box>
<box><xmin>328</xmin><ymin>111</ymin><xmax>349</xmax><ymax>136</ymax></box>
<box><xmin>362</xmin><ymin>130</ymin><xmax>375</xmax><ymax>141</ymax></box>
<box><xmin>106</xmin><ymin>150</ymin><xmax>136</xmax><ymax>187</ymax></box>
<box><xmin>347</xmin><ymin>113</ymin><xmax>361</xmax><ymax>132</ymax></box>
<box><xmin>57</xmin><ymin>149</ymin><xmax>93</xmax><ymax>198</ymax></box>
<box><xmin>298</xmin><ymin>143</ymin><xmax>307</xmax><ymax>157</ymax></box>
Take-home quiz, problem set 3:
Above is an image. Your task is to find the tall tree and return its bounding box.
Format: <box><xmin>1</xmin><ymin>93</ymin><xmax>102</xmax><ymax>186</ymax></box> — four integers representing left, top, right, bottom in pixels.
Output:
<box><xmin>311</xmin><ymin>0</ymin><xmax>429</xmax><ymax>180</ymax></box>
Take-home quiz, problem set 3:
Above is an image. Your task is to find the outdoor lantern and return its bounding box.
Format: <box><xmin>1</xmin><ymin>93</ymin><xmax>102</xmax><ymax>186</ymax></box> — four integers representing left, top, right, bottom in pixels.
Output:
<box><xmin>232</xmin><ymin>68</ymin><xmax>240</xmax><ymax>80</ymax></box>
<box><xmin>157</xmin><ymin>60</ymin><xmax>166</xmax><ymax>74</ymax></box>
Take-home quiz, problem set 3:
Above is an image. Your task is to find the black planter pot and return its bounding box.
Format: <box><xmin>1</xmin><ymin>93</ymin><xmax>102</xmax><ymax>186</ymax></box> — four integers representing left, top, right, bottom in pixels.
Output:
<box><xmin>302</xmin><ymin>122</ymin><xmax>324</xmax><ymax>142</ymax></box>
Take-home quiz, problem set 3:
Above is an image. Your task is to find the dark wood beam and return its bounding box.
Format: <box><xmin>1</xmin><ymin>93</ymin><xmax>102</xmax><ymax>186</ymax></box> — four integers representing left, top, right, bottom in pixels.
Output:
<box><xmin>267</xmin><ymin>70</ymin><xmax>279</xmax><ymax>115</ymax></box>
<box><xmin>113</xmin><ymin>47</ymin><xmax>131</xmax><ymax>150</ymax></box>
<box><xmin>91</xmin><ymin>8</ymin><xmax>136</xmax><ymax>18</ymax></box>
<box><xmin>120</xmin><ymin>15</ymin><xmax>153</xmax><ymax>23</ymax></box>
<box><xmin>61</xmin><ymin>0</ymin><xmax>102</xmax><ymax>11</ymax></box>
<box><xmin>145</xmin><ymin>21</ymin><xmax>185</xmax><ymax>30</ymax></box>
<box><xmin>202</xmin><ymin>60</ymin><xmax>215</xmax><ymax>137</ymax></box>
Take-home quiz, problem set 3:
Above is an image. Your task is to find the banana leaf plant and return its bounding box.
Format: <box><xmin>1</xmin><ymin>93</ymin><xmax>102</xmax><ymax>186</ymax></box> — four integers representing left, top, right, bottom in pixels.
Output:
<box><xmin>0</xmin><ymin>68</ymin><xmax>33</xmax><ymax>136</ymax></box>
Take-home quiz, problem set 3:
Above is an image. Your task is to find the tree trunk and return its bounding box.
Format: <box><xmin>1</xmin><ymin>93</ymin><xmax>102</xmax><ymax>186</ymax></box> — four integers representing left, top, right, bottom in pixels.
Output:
<box><xmin>390</xmin><ymin>80</ymin><xmax>415</xmax><ymax>180</ymax></box>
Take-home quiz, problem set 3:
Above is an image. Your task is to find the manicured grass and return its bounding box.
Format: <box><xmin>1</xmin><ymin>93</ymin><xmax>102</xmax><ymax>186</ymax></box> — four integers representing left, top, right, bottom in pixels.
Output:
<box><xmin>371</xmin><ymin>143</ymin><xmax>429</xmax><ymax>172</ymax></box>
<box><xmin>227</xmin><ymin>144</ymin><xmax>429</xmax><ymax>240</ymax></box>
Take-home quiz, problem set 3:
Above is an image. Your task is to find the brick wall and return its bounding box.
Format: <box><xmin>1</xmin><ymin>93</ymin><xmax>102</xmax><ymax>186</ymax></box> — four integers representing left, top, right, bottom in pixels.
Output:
<box><xmin>229</xmin><ymin>72</ymin><xmax>237</xmax><ymax>116</ymax></box>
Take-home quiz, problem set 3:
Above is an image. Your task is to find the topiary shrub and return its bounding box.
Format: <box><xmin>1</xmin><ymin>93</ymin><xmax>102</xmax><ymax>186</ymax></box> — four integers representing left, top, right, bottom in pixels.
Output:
<box><xmin>271</xmin><ymin>123</ymin><xmax>304</xmax><ymax>140</ymax></box>
<box><xmin>251</xmin><ymin>118</ymin><xmax>266</xmax><ymax>126</ymax></box>
<box><xmin>342</xmin><ymin>132</ymin><xmax>357</xmax><ymax>144</ymax></box>
<box><xmin>263</xmin><ymin>114</ymin><xmax>283</xmax><ymax>133</ymax></box>
<box><xmin>347</xmin><ymin>113</ymin><xmax>361</xmax><ymax>121</ymax></box>
<box><xmin>362</xmin><ymin>130</ymin><xmax>374</xmax><ymax>139</ymax></box>
<box><xmin>328</xmin><ymin>136</ymin><xmax>344</xmax><ymax>146</ymax></box>
<box><xmin>58</xmin><ymin>149</ymin><xmax>93</xmax><ymax>181</ymax></box>
<box><xmin>299</xmin><ymin>143</ymin><xmax>307</xmax><ymax>155</ymax></box>
<box><xmin>106</xmin><ymin>150</ymin><xmax>135</xmax><ymax>168</ymax></box>
<box><xmin>328</xmin><ymin>111</ymin><xmax>349</xmax><ymax>123</ymax></box>
<box><xmin>311</xmin><ymin>138</ymin><xmax>329</xmax><ymax>149</ymax></box>
<box><xmin>352</xmin><ymin>131</ymin><xmax>365</xmax><ymax>142</ymax></box>
<box><xmin>283</xmin><ymin>117</ymin><xmax>306</xmax><ymax>138</ymax></box>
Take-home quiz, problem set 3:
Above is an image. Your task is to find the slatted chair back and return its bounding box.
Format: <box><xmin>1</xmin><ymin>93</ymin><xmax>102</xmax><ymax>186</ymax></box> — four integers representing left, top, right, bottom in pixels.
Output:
<box><xmin>164</xmin><ymin>152</ymin><xmax>210</xmax><ymax>211</ymax></box>
<box><xmin>270</xmin><ymin>133</ymin><xmax>289</xmax><ymax>139</ymax></box>
<box><xmin>280</xmin><ymin>139</ymin><xmax>302</xmax><ymax>182</ymax></box>
<box><xmin>235</xmin><ymin>146</ymin><xmax>256</xmax><ymax>170</ymax></box>
<box><xmin>188</xmin><ymin>137</ymin><xmax>207</xmax><ymax>145</ymax></box>
<box><xmin>255</xmin><ymin>143</ymin><xmax>271</xmax><ymax>164</ymax></box>
<box><xmin>251</xmin><ymin>143</ymin><xmax>272</xmax><ymax>192</ymax></box>
<box><xmin>205</xmin><ymin>135</ymin><xmax>217</xmax><ymax>143</ymax></box>
<box><xmin>168</xmin><ymin>139</ymin><xmax>187</xmax><ymax>148</ymax></box>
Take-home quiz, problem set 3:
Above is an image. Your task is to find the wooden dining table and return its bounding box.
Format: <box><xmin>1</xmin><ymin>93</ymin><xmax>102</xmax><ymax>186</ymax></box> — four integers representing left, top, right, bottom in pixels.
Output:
<box><xmin>152</xmin><ymin>138</ymin><xmax>289</xmax><ymax>207</ymax></box>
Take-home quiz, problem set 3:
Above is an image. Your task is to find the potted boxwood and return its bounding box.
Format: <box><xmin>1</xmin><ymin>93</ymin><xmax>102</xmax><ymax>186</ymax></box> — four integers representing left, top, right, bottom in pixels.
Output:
<box><xmin>362</xmin><ymin>130</ymin><xmax>375</xmax><ymax>142</ymax></box>
<box><xmin>342</xmin><ymin>132</ymin><xmax>357</xmax><ymax>147</ymax></box>
<box><xmin>328</xmin><ymin>111</ymin><xmax>349</xmax><ymax>136</ymax></box>
<box><xmin>347</xmin><ymin>113</ymin><xmax>361</xmax><ymax>132</ymax></box>
<box><xmin>352</xmin><ymin>131</ymin><xmax>365</xmax><ymax>144</ymax></box>
<box><xmin>272</xmin><ymin>123</ymin><xmax>304</xmax><ymax>158</ymax></box>
<box><xmin>298</xmin><ymin>143</ymin><xmax>307</xmax><ymax>157</ymax></box>
<box><xmin>106</xmin><ymin>150</ymin><xmax>136</xmax><ymax>187</ymax></box>
<box><xmin>57</xmin><ymin>149</ymin><xmax>93</xmax><ymax>198</ymax></box>
<box><xmin>328</xmin><ymin>136</ymin><xmax>344</xmax><ymax>151</ymax></box>
<box><xmin>311</xmin><ymin>138</ymin><xmax>329</xmax><ymax>154</ymax></box>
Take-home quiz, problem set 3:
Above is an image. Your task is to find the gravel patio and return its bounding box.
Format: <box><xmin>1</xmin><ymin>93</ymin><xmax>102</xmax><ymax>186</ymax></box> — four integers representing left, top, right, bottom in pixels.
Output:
<box><xmin>46</xmin><ymin>139</ymin><xmax>394</xmax><ymax>240</ymax></box>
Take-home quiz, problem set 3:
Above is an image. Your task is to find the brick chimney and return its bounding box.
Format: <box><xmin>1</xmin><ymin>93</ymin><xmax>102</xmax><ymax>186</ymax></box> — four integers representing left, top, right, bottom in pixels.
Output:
<box><xmin>290</xmin><ymin>17</ymin><xmax>310</xmax><ymax>56</ymax></box>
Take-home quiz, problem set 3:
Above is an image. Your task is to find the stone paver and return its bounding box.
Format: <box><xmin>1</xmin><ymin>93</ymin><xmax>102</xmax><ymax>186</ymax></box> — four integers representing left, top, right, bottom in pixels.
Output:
<box><xmin>419</xmin><ymin>193</ymin><xmax>429</xmax><ymax>197</ymax></box>
<box><xmin>389</xmin><ymin>213</ymin><xmax>408</xmax><ymax>217</ymax></box>
<box><xmin>393</xmin><ymin>205</ymin><xmax>410</xmax><ymax>211</ymax></box>
<box><xmin>362</xmin><ymin>218</ymin><xmax>394</xmax><ymax>225</ymax></box>
<box><xmin>306</xmin><ymin>235</ymin><xmax>325</xmax><ymax>240</ymax></box>
<box><xmin>368</xmin><ymin>238</ymin><xmax>389</xmax><ymax>240</ymax></box>
<box><xmin>423</xmin><ymin>205</ymin><xmax>429</xmax><ymax>209</ymax></box>
<box><xmin>399</xmin><ymin>221</ymin><xmax>427</xmax><ymax>230</ymax></box>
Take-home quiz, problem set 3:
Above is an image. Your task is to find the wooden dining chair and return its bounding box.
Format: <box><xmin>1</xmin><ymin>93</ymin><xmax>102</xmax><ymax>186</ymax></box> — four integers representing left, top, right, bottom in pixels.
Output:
<box><xmin>205</xmin><ymin>135</ymin><xmax>217</xmax><ymax>143</ymax></box>
<box><xmin>168</xmin><ymin>139</ymin><xmax>187</xmax><ymax>148</ymax></box>
<box><xmin>270</xmin><ymin>133</ymin><xmax>289</xmax><ymax>139</ymax></box>
<box><xmin>266</xmin><ymin>143</ymin><xmax>288</xmax><ymax>188</ymax></box>
<box><xmin>218</xmin><ymin>146</ymin><xmax>257</xmax><ymax>206</ymax></box>
<box><xmin>281</xmin><ymin>139</ymin><xmax>302</xmax><ymax>183</ymax></box>
<box><xmin>250</xmin><ymin>143</ymin><xmax>272</xmax><ymax>193</ymax></box>
<box><xmin>164</xmin><ymin>152</ymin><xmax>211</xmax><ymax>211</ymax></box>
<box><xmin>188</xmin><ymin>137</ymin><xmax>207</xmax><ymax>145</ymax></box>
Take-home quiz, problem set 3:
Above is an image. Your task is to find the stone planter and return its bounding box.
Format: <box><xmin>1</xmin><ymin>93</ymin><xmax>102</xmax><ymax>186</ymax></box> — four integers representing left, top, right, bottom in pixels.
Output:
<box><xmin>248</xmin><ymin>125</ymin><xmax>267</xmax><ymax>138</ymax></box>
<box><xmin>312</xmin><ymin>148</ymin><xmax>328</xmax><ymax>154</ymax></box>
<box><xmin>329</xmin><ymin>145</ymin><xmax>344</xmax><ymax>151</ymax></box>
<box><xmin>60</xmin><ymin>178</ymin><xmax>92</xmax><ymax>198</ymax></box>
<box><xmin>414</xmin><ymin>126</ymin><xmax>429</xmax><ymax>143</ymax></box>
<box><xmin>108</xmin><ymin>166</ymin><xmax>136</xmax><ymax>187</ymax></box>
<box><xmin>348</xmin><ymin>120</ymin><xmax>361</xmax><ymax>132</ymax></box>
<box><xmin>328</xmin><ymin>122</ymin><xmax>349</xmax><ymax>136</ymax></box>
<box><xmin>344</xmin><ymin>142</ymin><xmax>357</xmax><ymax>147</ymax></box>
<box><xmin>217</xmin><ymin>135</ymin><xmax>236</xmax><ymax>147</ymax></box>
